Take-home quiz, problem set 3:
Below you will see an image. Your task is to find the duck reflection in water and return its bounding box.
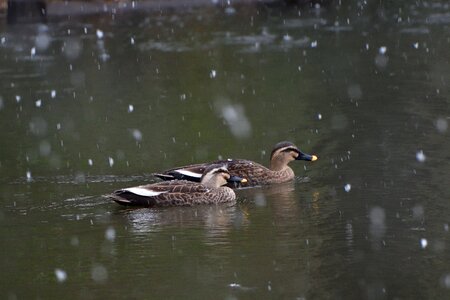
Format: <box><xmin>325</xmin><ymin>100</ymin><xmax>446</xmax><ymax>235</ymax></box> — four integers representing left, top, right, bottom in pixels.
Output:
<box><xmin>238</xmin><ymin>179</ymin><xmax>322</xmax><ymax>225</ymax></box>
<box><xmin>120</xmin><ymin>204</ymin><xmax>250</xmax><ymax>236</ymax></box>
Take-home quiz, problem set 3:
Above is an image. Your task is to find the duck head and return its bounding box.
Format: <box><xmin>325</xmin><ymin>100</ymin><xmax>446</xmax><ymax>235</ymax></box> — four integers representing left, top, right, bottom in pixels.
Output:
<box><xmin>269</xmin><ymin>141</ymin><xmax>318</xmax><ymax>171</ymax></box>
<box><xmin>201</xmin><ymin>164</ymin><xmax>247</xmax><ymax>189</ymax></box>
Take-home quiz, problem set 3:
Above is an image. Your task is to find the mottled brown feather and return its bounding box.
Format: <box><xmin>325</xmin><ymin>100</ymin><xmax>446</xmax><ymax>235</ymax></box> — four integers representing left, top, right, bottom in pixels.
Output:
<box><xmin>110</xmin><ymin>168</ymin><xmax>237</xmax><ymax>207</ymax></box>
<box><xmin>157</xmin><ymin>159</ymin><xmax>294</xmax><ymax>187</ymax></box>
<box><xmin>154</xmin><ymin>141</ymin><xmax>316</xmax><ymax>187</ymax></box>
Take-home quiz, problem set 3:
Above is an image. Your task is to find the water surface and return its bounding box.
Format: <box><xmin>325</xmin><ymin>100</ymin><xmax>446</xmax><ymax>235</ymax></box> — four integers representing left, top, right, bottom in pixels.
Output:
<box><xmin>1</xmin><ymin>1</ymin><xmax>450</xmax><ymax>299</ymax></box>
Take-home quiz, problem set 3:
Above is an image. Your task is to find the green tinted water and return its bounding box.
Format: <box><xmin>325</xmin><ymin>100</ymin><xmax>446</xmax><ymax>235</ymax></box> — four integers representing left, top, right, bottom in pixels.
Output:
<box><xmin>1</xmin><ymin>1</ymin><xmax>450</xmax><ymax>299</ymax></box>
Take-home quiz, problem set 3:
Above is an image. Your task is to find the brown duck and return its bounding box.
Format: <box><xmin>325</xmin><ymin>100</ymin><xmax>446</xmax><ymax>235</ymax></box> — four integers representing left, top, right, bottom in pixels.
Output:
<box><xmin>154</xmin><ymin>141</ymin><xmax>318</xmax><ymax>187</ymax></box>
<box><xmin>110</xmin><ymin>164</ymin><xmax>247</xmax><ymax>207</ymax></box>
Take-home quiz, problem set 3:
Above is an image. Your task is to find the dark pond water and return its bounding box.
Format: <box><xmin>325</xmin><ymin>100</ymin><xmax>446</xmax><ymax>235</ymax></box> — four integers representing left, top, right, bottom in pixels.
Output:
<box><xmin>1</xmin><ymin>1</ymin><xmax>450</xmax><ymax>299</ymax></box>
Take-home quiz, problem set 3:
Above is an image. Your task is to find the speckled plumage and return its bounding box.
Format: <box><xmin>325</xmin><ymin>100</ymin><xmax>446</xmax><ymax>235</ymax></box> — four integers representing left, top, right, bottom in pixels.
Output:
<box><xmin>110</xmin><ymin>165</ymin><xmax>243</xmax><ymax>207</ymax></box>
<box><xmin>154</xmin><ymin>141</ymin><xmax>318</xmax><ymax>187</ymax></box>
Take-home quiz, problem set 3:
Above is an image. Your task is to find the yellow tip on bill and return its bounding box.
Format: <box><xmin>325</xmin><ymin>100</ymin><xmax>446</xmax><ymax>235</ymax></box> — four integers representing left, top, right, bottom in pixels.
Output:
<box><xmin>311</xmin><ymin>155</ymin><xmax>318</xmax><ymax>161</ymax></box>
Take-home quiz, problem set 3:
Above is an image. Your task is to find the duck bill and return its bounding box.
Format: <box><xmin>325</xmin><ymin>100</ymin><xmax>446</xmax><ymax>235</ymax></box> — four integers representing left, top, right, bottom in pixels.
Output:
<box><xmin>228</xmin><ymin>175</ymin><xmax>248</xmax><ymax>184</ymax></box>
<box><xmin>296</xmin><ymin>151</ymin><xmax>318</xmax><ymax>162</ymax></box>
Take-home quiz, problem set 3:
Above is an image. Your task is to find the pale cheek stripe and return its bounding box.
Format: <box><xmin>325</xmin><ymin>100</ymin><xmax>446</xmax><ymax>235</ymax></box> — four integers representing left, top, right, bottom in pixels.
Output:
<box><xmin>176</xmin><ymin>169</ymin><xmax>202</xmax><ymax>178</ymax></box>
<box><xmin>123</xmin><ymin>187</ymin><xmax>166</xmax><ymax>197</ymax></box>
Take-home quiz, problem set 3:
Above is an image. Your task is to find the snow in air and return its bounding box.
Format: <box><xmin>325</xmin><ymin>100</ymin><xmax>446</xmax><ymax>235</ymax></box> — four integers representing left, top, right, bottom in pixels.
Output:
<box><xmin>54</xmin><ymin>269</ymin><xmax>67</xmax><ymax>283</ymax></box>
<box><xmin>210</xmin><ymin>69</ymin><xmax>217</xmax><ymax>78</ymax></box>
<box><xmin>412</xmin><ymin>205</ymin><xmax>424</xmax><ymax>220</ymax></box>
<box><xmin>347</xmin><ymin>84</ymin><xmax>362</xmax><ymax>100</ymax></box>
<box><xmin>216</xmin><ymin>101</ymin><xmax>252</xmax><ymax>139</ymax></box>
<box><xmin>375</xmin><ymin>46</ymin><xmax>389</xmax><ymax>69</ymax></box>
<box><xmin>344</xmin><ymin>184</ymin><xmax>351</xmax><ymax>192</ymax></box>
<box><xmin>26</xmin><ymin>171</ymin><xmax>32</xmax><ymax>182</ymax></box>
<box><xmin>128</xmin><ymin>104</ymin><xmax>134</xmax><ymax>113</ymax></box>
<box><xmin>63</xmin><ymin>39</ymin><xmax>82</xmax><ymax>60</ymax></box>
<box><xmin>225</xmin><ymin>6</ymin><xmax>236</xmax><ymax>15</ymax></box>
<box><xmin>131</xmin><ymin>129</ymin><xmax>142</xmax><ymax>141</ymax></box>
<box><xmin>254</xmin><ymin>193</ymin><xmax>267</xmax><ymax>207</ymax></box>
<box><xmin>369</xmin><ymin>206</ymin><xmax>386</xmax><ymax>243</ymax></box>
<box><xmin>435</xmin><ymin>118</ymin><xmax>448</xmax><ymax>133</ymax></box>
<box><xmin>283</xmin><ymin>34</ymin><xmax>292</xmax><ymax>42</ymax></box>
<box><xmin>91</xmin><ymin>264</ymin><xmax>108</xmax><ymax>283</ymax></box>
<box><xmin>35</xmin><ymin>99</ymin><xmax>42</xmax><ymax>107</ymax></box>
<box><xmin>105</xmin><ymin>227</ymin><xmax>116</xmax><ymax>242</ymax></box>
<box><xmin>39</xmin><ymin>140</ymin><xmax>51</xmax><ymax>156</ymax></box>
<box><xmin>96</xmin><ymin>29</ymin><xmax>104</xmax><ymax>39</ymax></box>
<box><xmin>375</xmin><ymin>54</ymin><xmax>388</xmax><ymax>69</ymax></box>
<box><xmin>420</xmin><ymin>238</ymin><xmax>428</xmax><ymax>249</ymax></box>
<box><xmin>416</xmin><ymin>150</ymin><xmax>426</xmax><ymax>163</ymax></box>
<box><xmin>29</xmin><ymin>117</ymin><xmax>48</xmax><ymax>136</ymax></box>
<box><xmin>442</xmin><ymin>274</ymin><xmax>450</xmax><ymax>289</ymax></box>
<box><xmin>35</xmin><ymin>32</ymin><xmax>51</xmax><ymax>50</ymax></box>
<box><xmin>70</xmin><ymin>236</ymin><xmax>79</xmax><ymax>246</ymax></box>
<box><xmin>108</xmin><ymin>157</ymin><xmax>114</xmax><ymax>167</ymax></box>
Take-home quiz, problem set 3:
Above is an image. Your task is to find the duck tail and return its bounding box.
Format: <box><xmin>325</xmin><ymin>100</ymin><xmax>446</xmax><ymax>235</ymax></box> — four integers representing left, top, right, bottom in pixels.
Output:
<box><xmin>109</xmin><ymin>191</ymin><xmax>156</xmax><ymax>207</ymax></box>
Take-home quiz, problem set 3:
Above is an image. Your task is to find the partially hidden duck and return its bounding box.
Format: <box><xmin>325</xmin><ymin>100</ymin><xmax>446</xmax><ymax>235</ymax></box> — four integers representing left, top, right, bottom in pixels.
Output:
<box><xmin>154</xmin><ymin>141</ymin><xmax>318</xmax><ymax>187</ymax></box>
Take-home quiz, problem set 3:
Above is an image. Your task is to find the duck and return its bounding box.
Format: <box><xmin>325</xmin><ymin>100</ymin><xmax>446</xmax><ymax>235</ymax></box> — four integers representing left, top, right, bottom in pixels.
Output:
<box><xmin>110</xmin><ymin>164</ymin><xmax>247</xmax><ymax>207</ymax></box>
<box><xmin>154</xmin><ymin>141</ymin><xmax>317</xmax><ymax>187</ymax></box>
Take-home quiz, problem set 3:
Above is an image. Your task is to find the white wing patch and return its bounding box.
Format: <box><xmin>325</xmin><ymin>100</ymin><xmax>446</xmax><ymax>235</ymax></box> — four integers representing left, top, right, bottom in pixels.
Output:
<box><xmin>175</xmin><ymin>169</ymin><xmax>202</xmax><ymax>178</ymax></box>
<box><xmin>123</xmin><ymin>187</ymin><xmax>167</xmax><ymax>197</ymax></box>
<box><xmin>116</xmin><ymin>198</ymin><xmax>131</xmax><ymax>203</ymax></box>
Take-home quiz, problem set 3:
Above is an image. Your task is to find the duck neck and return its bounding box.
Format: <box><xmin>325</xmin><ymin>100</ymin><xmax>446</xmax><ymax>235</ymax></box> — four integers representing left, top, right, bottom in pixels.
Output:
<box><xmin>201</xmin><ymin>177</ymin><xmax>223</xmax><ymax>189</ymax></box>
<box><xmin>270</xmin><ymin>156</ymin><xmax>290</xmax><ymax>171</ymax></box>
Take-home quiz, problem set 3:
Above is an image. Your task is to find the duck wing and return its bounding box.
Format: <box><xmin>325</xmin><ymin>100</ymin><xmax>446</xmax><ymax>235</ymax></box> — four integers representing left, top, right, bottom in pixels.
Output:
<box><xmin>153</xmin><ymin>160</ymin><xmax>232</xmax><ymax>182</ymax></box>
<box><xmin>111</xmin><ymin>180</ymin><xmax>209</xmax><ymax>206</ymax></box>
<box><xmin>225</xmin><ymin>160</ymin><xmax>269</xmax><ymax>186</ymax></box>
<box><xmin>153</xmin><ymin>159</ymin><xmax>269</xmax><ymax>186</ymax></box>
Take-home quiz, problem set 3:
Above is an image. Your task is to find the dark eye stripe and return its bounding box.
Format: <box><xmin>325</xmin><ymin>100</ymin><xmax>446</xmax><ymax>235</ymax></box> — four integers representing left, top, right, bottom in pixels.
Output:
<box><xmin>281</xmin><ymin>147</ymin><xmax>298</xmax><ymax>153</ymax></box>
